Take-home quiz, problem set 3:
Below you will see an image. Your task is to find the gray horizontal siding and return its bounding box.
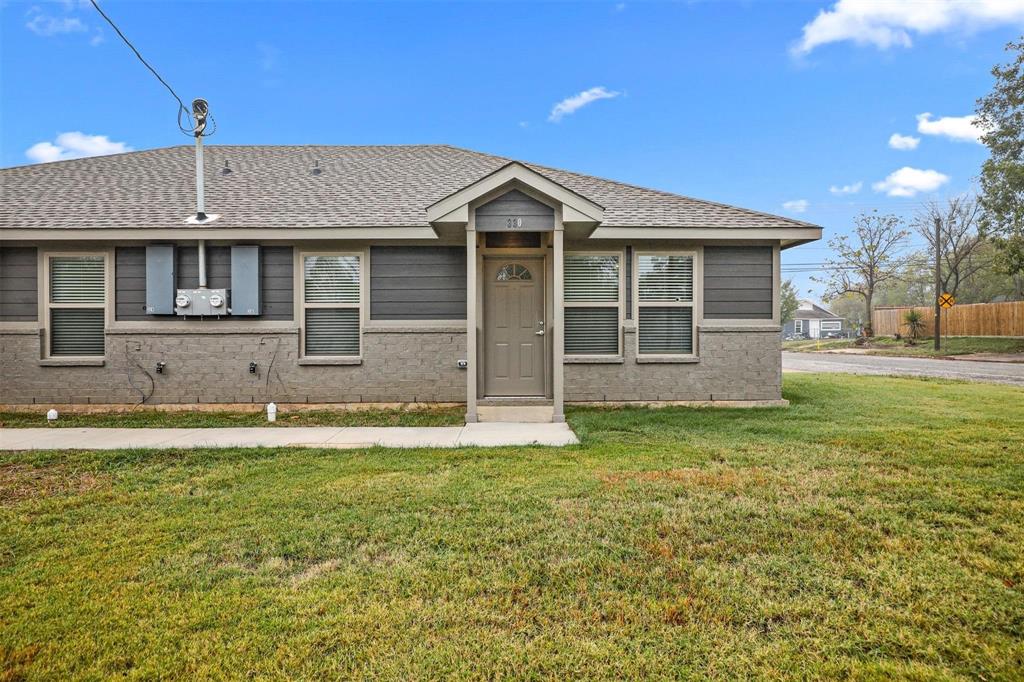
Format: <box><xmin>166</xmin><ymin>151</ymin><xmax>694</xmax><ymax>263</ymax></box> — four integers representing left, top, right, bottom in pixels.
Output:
<box><xmin>370</xmin><ymin>246</ymin><xmax>466</xmax><ymax>320</ymax></box>
<box><xmin>476</xmin><ymin>189</ymin><xmax>554</xmax><ymax>231</ymax></box>
<box><xmin>703</xmin><ymin>246</ymin><xmax>773</xmax><ymax>320</ymax></box>
<box><xmin>0</xmin><ymin>247</ymin><xmax>38</xmax><ymax>321</ymax></box>
<box><xmin>116</xmin><ymin>245</ymin><xmax>293</xmax><ymax>321</ymax></box>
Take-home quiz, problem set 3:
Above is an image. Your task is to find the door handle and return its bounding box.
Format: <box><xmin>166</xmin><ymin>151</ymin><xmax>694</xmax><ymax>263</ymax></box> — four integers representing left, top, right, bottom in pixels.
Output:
<box><xmin>535</xmin><ymin>330</ymin><xmax>545</xmax><ymax>336</ymax></box>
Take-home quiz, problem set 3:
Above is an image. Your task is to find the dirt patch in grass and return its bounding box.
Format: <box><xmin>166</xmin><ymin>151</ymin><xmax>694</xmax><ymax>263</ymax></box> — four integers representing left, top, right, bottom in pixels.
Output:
<box><xmin>290</xmin><ymin>559</ymin><xmax>343</xmax><ymax>587</ymax></box>
<box><xmin>600</xmin><ymin>466</ymin><xmax>772</xmax><ymax>491</ymax></box>
<box><xmin>0</xmin><ymin>463</ymin><xmax>108</xmax><ymax>505</ymax></box>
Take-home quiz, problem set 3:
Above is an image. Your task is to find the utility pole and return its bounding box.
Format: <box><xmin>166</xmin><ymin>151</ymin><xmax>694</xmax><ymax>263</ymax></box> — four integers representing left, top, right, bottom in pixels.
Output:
<box><xmin>934</xmin><ymin>216</ymin><xmax>941</xmax><ymax>351</ymax></box>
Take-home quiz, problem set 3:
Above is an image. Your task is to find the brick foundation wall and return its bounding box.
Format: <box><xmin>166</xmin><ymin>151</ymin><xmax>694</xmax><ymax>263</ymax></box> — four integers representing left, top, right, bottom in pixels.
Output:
<box><xmin>565</xmin><ymin>325</ymin><xmax>782</xmax><ymax>402</ymax></box>
<box><xmin>1</xmin><ymin>325</ymin><xmax>780</xmax><ymax>405</ymax></box>
<box><xmin>0</xmin><ymin>328</ymin><xmax>467</xmax><ymax>405</ymax></box>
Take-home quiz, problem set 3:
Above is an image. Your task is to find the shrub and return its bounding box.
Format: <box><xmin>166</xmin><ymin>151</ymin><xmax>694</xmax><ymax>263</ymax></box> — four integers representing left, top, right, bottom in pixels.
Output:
<box><xmin>904</xmin><ymin>310</ymin><xmax>926</xmax><ymax>343</ymax></box>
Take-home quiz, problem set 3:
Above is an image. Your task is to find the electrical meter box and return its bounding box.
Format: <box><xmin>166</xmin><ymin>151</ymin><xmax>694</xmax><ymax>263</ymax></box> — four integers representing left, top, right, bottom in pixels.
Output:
<box><xmin>145</xmin><ymin>245</ymin><xmax>176</xmax><ymax>314</ymax></box>
<box><xmin>230</xmin><ymin>245</ymin><xmax>261</xmax><ymax>316</ymax></box>
<box><xmin>175</xmin><ymin>288</ymin><xmax>229</xmax><ymax>317</ymax></box>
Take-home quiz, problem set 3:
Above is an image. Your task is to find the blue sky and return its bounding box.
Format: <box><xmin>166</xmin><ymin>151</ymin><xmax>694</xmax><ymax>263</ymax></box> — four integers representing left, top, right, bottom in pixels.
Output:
<box><xmin>1</xmin><ymin>0</ymin><xmax>1015</xmax><ymax>298</ymax></box>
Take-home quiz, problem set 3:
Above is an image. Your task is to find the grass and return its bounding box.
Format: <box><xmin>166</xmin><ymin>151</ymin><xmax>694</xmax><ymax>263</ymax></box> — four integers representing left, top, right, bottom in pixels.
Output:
<box><xmin>2</xmin><ymin>373</ymin><xmax>1023</xmax><ymax>679</ymax></box>
<box><xmin>0</xmin><ymin>405</ymin><xmax>465</xmax><ymax>429</ymax></box>
<box><xmin>784</xmin><ymin>335</ymin><xmax>1024</xmax><ymax>357</ymax></box>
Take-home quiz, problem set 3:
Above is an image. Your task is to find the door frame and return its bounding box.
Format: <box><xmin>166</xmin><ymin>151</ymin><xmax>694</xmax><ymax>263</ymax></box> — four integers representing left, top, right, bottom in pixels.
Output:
<box><xmin>480</xmin><ymin>252</ymin><xmax>550</xmax><ymax>398</ymax></box>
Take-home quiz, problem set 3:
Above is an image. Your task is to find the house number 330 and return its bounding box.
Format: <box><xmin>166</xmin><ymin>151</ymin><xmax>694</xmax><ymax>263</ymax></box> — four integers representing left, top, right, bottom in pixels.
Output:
<box><xmin>506</xmin><ymin>217</ymin><xmax>524</xmax><ymax>229</ymax></box>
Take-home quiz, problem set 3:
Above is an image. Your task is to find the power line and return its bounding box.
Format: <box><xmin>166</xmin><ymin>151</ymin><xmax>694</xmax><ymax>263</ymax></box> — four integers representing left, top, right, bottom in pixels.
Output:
<box><xmin>88</xmin><ymin>0</ymin><xmax>195</xmax><ymax>135</ymax></box>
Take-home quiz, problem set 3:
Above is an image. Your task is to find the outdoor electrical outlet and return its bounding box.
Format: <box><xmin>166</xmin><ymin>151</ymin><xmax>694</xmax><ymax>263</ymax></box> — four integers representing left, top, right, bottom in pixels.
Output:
<box><xmin>155</xmin><ymin>362</ymin><xmax>166</xmax><ymax>374</ymax></box>
<box><xmin>457</xmin><ymin>359</ymin><xmax>468</xmax><ymax>369</ymax></box>
<box><xmin>249</xmin><ymin>362</ymin><xmax>258</xmax><ymax>375</ymax></box>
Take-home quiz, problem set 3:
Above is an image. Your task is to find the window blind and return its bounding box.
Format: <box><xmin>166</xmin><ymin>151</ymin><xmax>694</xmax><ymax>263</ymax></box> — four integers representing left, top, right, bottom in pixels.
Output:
<box><xmin>305</xmin><ymin>309</ymin><xmax>360</xmax><ymax>356</ymax></box>
<box><xmin>50</xmin><ymin>308</ymin><xmax>105</xmax><ymax>356</ymax></box>
<box><xmin>565</xmin><ymin>255</ymin><xmax>619</xmax><ymax>302</ymax></box>
<box><xmin>304</xmin><ymin>256</ymin><xmax>360</xmax><ymax>303</ymax></box>
<box><xmin>50</xmin><ymin>256</ymin><xmax>104</xmax><ymax>304</ymax></box>
<box><xmin>637</xmin><ymin>255</ymin><xmax>693</xmax><ymax>302</ymax></box>
<box><xmin>303</xmin><ymin>254</ymin><xmax>361</xmax><ymax>356</ymax></box>
<box><xmin>564</xmin><ymin>254</ymin><xmax>621</xmax><ymax>355</ymax></box>
<box><xmin>565</xmin><ymin>308</ymin><xmax>619</xmax><ymax>355</ymax></box>
<box><xmin>638</xmin><ymin>307</ymin><xmax>693</xmax><ymax>355</ymax></box>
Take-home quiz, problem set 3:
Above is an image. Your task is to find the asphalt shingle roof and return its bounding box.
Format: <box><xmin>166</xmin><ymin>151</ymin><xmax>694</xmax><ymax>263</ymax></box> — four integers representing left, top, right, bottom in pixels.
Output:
<box><xmin>0</xmin><ymin>145</ymin><xmax>819</xmax><ymax>231</ymax></box>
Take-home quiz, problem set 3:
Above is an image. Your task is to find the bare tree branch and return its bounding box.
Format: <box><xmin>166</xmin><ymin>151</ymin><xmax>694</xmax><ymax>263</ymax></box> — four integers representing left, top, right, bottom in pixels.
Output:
<box><xmin>813</xmin><ymin>211</ymin><xmax>909</xmax><ymax>336</ymax></box>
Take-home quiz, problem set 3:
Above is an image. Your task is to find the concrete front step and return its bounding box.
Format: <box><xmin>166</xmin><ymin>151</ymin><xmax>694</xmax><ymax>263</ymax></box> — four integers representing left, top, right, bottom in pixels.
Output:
<box><xmin>476</xmin><ymin>405</ymin><xmax>555</xmax><ymax>423</ymax></box>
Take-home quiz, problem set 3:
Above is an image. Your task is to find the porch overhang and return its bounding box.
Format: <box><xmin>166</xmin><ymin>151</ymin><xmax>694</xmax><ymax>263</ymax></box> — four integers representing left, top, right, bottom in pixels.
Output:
<box><xmin>587</xmin><ymin>226</ymin><xmax>823</xmax><ymax>247</ymax></box>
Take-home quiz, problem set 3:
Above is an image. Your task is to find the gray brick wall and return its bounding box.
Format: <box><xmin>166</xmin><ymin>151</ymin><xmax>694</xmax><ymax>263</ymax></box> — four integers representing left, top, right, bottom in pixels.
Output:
<box><xmin>0</xmin><ymin>329</ymin><xmax>466</xmax><ymax>404</ymax></box>
<box><xmin>1</xmin><ymin>326</ymin><xmax>779</xmax><ymax>405</ymax></box>
<box><xmin>565</xmin><ymin>326</ymin><xmax>781</xmax><ymax>401</ymax></box>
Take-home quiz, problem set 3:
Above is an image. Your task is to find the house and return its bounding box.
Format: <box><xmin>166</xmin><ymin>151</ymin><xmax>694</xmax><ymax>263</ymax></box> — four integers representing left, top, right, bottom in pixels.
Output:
<box><xmin>782</xmin><ymin>300</ymin><xmax>848</xmax><ymax>339</ymax></box>
<box><xmin>0</xmin><ymin>145</ymin><xmax>822</xmax><ymax>422</ymax></box>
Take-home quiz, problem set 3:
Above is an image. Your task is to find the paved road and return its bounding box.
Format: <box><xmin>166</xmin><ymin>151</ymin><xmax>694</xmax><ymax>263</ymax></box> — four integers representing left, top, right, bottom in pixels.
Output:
<box><xmin>782</xmin><ymin>352</ymin><xmax>1024</xmax><ymax>387</ymax></box>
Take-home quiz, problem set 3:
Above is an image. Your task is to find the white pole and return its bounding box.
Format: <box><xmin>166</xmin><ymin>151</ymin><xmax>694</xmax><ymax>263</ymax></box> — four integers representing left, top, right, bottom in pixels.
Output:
<box><xmin>198</xmin><ymin>239</ymin><xmax>207</xmax><ymax>288</ymax></box>
<box><xmin>195</xmin><ymin>133</ymin><xmax>206</xmax><ymax>221</ymax></box>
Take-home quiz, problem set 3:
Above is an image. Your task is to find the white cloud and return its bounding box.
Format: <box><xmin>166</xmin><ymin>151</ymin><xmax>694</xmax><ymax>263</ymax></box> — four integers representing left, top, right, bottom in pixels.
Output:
<box><xmin>548</xmin><ymin>86</ymin><xmax>621</xmax><ymax>122</ymax></box>
<box><xmin>915</xmin><ymin>112</ymin><xmax>984</xmax><ymax>143</ymax></box>
<box><xmin>888</xmin><ymin>133</ymin><xmax>920</xmax><ymax>150</ymax></box>
<box><xmin>782</xmin><ymin>199</ymin><xmax>809</xmax><ymax>213</ymax></box>
<box><xmin>792</xmin><ymin>0</ymin><xmax>1024</xmax><ymax>55</ymax></box>
<box><xmin>25</xmin><ymin>132</ymin><xmax>132</xmax><ymax>164</ymax></box>
<box><xmin>872</xmin><ymin>167</ymin><xmax>950</xmax><ymax>197</ymax></box>
<box><xmin>25</xmin><ymin>3</ymin><xmax>103</xmax><ymax>45</ymax></box>
<box><xmin>829</xmin><ymin>181</ymin><xmax>863</xmax><ymax>195</ymax></box>
<box><xmin>26</xmin><ymin>13</ymin><xmax>85</xmax><ymax>37</ymax></box>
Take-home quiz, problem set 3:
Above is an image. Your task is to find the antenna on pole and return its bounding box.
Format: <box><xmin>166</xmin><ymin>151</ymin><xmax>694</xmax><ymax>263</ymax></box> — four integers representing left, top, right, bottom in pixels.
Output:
<box><xmin>193</xmin><ymin>98</ymin><xmax>209</xmax><ymax>223</ymax></box>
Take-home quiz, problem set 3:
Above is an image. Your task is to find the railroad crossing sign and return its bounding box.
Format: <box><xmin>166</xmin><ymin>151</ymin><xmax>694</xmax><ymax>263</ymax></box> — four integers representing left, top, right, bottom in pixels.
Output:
<box><xmin>938</xmin><ymin>292</ymin><xmax>956</xmax><ymax>309</ymax></box>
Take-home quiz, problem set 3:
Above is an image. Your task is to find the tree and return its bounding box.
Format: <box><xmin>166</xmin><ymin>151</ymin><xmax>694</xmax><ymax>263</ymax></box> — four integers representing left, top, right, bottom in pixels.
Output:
<box><xmin>977</xmin><ymin>39</ymin><xmax>1024</xmax><ymax>292</ymax></box>
<box><xmin>826</xmin><ymin>292</ymin><xmax>868</xmax><ymax>331</ymax></box>
<box><xmin>780</xmin><ymin>279</ymin><xmax>800</xmax><ymax>323</ymax></box>
<box><xmin>911</xmin><ymin>196</ymin><xmax>986</xmax><ymax>299</ymax></box>
<box><xmin>815</xmin><ymin>212</ymin><xmax>909</xmax><ymax>337</ymax></box>
<box><xmin>872</xmin><ymin>258</ymin><xmax>933</xmax><ymax>307</ymax></box>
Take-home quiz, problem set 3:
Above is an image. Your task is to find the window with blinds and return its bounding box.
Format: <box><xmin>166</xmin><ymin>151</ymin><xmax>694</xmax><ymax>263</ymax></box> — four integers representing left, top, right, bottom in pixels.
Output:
<box><xmin>47</xmin><ymin>255</ymin><xmax>106</xmax><ymax>357</ymax></box>
<box><xmin>564</xmin><ymin>254</ymin><xmax>620</xmax><ymax>355</ymax></box>
<box><xmin>636</xmin><ymin>253</ymin><xmax>695</xmax><ymax>355</ymax></box>
<box><xmin>302</xmin><ymin>254</ymin><xmax>361</xmax><ymax>356</ymax></box>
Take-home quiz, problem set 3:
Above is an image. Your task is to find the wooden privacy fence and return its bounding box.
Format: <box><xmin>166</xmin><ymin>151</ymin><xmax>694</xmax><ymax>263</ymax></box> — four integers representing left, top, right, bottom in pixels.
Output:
<box><xmin>872</xmin><ymin>301</ymin><xmax>1024</xmax><ymax>337</ymax></box>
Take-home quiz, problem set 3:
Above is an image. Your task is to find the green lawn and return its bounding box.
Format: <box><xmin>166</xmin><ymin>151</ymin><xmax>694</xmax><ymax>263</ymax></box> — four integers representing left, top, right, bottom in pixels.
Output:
<box><xmin>0</xmin><ymin>405</ymin><xmax>464</xmax><ymax>429</ymax></box>
<box><xmin>784</xmin><ymin>335</ymin><xmax>1024</xmax><ymax>357</ymax></box>
<box><xmin>2</xmin><ymin>374</ymin><xmax>1023</xmax><ymax>679</ymax></box>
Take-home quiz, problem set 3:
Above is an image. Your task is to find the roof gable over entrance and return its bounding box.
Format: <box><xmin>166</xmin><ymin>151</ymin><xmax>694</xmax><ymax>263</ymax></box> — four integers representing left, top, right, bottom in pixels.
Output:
<box><xmin>426</xmin><ymin>162</ymin><xmax>604</xmax><ymax>227</ymax></box>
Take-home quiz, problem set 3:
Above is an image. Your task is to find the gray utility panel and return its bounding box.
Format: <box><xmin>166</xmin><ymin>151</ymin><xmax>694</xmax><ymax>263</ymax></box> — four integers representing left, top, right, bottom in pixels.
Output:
<box><xmin>145</xmin><ymin>245</ymin><xmax>176</xmax><ymax>314</ymax></box>
<box><xmin>230</xmin><ymin>245</ymin><xmax>261</xmax><ymax>316</ymax></box>
<box><xmin>175</xmin><ymin>288</ymin><xmax>229</xmax><ymax>317</ymax></box>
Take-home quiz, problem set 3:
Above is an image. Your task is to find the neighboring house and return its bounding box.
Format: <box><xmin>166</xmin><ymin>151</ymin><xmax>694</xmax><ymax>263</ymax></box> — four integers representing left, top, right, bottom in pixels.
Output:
<box><xmin>782</xmin><ymin>300</ymin><xmax>848</xmax><ymax>339</ymax></box>
<box><xmin>0</xmin><ymin>145</ymin><xmax>822</xmax><ymax>422</ymax></box>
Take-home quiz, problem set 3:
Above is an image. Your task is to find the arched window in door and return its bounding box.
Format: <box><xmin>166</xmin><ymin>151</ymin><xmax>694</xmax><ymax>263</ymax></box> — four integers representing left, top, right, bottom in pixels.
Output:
<box><xmin>495</xmin><ymin>263</ymin><xmax>533</xmax><ymax>281</ymax></box>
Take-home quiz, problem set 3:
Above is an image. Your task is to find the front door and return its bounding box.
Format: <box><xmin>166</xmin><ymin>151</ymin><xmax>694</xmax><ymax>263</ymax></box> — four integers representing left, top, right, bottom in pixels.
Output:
<box><xmin>484</xmin><ymin>258</ymin><xmax>545</xmax><ymax>396</ymax></box>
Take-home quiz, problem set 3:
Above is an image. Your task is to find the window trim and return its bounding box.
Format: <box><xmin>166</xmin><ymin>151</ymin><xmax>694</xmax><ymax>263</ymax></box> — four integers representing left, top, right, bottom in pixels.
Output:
<box><xmin>564</xmin><ymin>249</ymin><xmax>624</xmax><ymax>358</ymax></box>
<box><xmin>298</xmin><ymin>250</ymin><xmax>365</xmax><ymax>359</ymax></box>
<box><xmin>820</xmin><ymin>320</ymin><xmax>842</xmax><ymax>331</ymax></box>
<box><xmin>42</xmin><ymin>250</ymin><xmax>110</xmax><ymax>360</ymax></box>
<box><xmin>633</xmin><ymin>249</ymin><xmax>700</xmax><ymax>358</ymax></box>
<box><xmin>794</xmin><ymin>319</ymin><xmax>804</xmax><ymax>334</ymax></box>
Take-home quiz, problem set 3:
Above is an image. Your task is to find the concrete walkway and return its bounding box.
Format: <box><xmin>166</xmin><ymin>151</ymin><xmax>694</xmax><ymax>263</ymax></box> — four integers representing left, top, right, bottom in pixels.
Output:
<box><xmin>0</xmin><ymin>423</ymin><xmax>579</xmax><ymax>451</ymax></box>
